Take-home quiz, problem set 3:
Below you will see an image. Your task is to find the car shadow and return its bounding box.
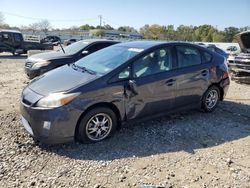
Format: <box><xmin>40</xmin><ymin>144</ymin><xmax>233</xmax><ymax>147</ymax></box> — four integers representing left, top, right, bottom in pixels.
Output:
<box><xmin>39</xmin><ymin>100</ymin><xmax>250</xmax><ymax>160</ymax></box>
<box><xmin>0</xmin><ymin>54</ymin><xmax>27</xmax><ymax>60</ymax></box>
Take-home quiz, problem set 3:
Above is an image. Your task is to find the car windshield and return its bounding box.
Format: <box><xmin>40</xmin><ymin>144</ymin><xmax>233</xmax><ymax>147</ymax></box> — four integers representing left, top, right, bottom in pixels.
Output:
<box><xmin>74</xmin><ymin>46</ymin><xmax>143</xmax><ymax>74</ymax></box>
<box><xmin>60</xmin><ymin>40</ymin><xmax>90</xmax><ymax>55</ymax></box>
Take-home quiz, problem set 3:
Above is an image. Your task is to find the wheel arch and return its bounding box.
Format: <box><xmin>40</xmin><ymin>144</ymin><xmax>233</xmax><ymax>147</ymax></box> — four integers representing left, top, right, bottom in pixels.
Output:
<box><xmin>74</xmin><ymin>102</ymin><xmax>122</xmax><ymax>139</ymax></box>
<box><xmin>208</xmin><ymin>83</ymin><xmax>224</xmax><ymax>101</ymax></box>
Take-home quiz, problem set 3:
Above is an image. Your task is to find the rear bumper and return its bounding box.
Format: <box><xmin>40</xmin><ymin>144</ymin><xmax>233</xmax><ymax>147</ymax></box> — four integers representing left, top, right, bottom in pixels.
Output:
<box><xmin>219</xmin><ymin>77</ymin><xmax>230</xmax><ymax>100</ymax></box>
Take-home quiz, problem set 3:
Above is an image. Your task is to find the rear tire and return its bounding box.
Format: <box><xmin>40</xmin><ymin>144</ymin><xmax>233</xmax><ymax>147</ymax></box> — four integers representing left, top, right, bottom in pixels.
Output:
<box><xmin>76</xmin><ymin>107</ymin><xmax>117</xmax><ymax>144</ymax></box>
<box><xmin>201</xmin><ymin>86</ymin><xmax>220</xmax><ymax>112</ymax></box>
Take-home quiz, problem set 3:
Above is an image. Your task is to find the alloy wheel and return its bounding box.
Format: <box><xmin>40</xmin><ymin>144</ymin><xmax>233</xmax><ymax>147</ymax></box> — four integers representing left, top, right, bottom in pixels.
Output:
<box><xmin>85</xmin><ymin>113</ymin><xmax>112</xmax><ymax>141</ymax></box>
<box><xmin>205</xmin><ymin>89</ymin><xmax>219</xmax><ymax>110</ymax></box>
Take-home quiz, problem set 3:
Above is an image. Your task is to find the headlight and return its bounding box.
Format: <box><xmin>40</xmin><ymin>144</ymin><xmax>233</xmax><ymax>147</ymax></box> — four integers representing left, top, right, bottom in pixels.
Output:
<box><xmin>32</xmin><ymin>61</ymin><xmax>50</xmax><ymax>69</ymax></box>
<box><xmin>36</xmin><ymin>92</ymin><xmax>80</xmax><ymax>108</ymax></box>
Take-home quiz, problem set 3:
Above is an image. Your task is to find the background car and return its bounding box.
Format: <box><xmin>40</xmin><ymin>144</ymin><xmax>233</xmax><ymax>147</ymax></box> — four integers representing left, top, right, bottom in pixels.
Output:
<box><xmin>226</xmin><ymin>45</ymin><xmax>241</xmax><ymax>55</ymax></box>
<box><xmin>228</xmin><ymin>30</ymin><xmax>250</xmax><ymax>83</ymax></box>
<box><xmin>64</xmin><ymin>39</ymin><xmax>77</xmax><ymax>46</ymax></box>
<box><xmin>41</xmin><ymin>35</ymin><xmax>61</xmax><ymax>46</ymax></box>
<box><xmin>20</xmin><ymin>41</ymin><xmax>230</xmax><ymax>144</ymax></box>
<box><xmin>25</xmin><ymin>39</ymin><xmax>119</xmax><ymax>79</ymax></box>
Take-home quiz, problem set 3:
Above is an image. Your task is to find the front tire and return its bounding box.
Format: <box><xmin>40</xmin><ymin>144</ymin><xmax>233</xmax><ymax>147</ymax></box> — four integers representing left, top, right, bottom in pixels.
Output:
<box><xmin>201</xmin><ymin>86</ymin><xmax>220</xmax><ymax>112</ymax></box>
<box><xmin>76</xmin><ymin>107</ymin><xmax>117</xmax><ymax>144</ymax></box>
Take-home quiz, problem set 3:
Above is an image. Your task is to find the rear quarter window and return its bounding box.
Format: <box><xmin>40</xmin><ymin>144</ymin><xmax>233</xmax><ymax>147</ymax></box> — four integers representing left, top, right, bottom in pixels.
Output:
<box><xmin>176</xmin><ymin>46</ymin><xmax>202</xmax><ymax>68</ymax></box>
<box><xmin>201</xmin><ymin>51</ymin><xmax>213</xmax><ymax>63</ymax></box>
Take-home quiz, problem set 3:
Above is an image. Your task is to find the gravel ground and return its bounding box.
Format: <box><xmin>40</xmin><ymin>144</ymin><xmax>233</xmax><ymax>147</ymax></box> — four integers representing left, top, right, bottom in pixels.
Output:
<box><xmin>0</xmin><ymin>53</ymin><xmax>250</xmax><ymax>188</ymax></box>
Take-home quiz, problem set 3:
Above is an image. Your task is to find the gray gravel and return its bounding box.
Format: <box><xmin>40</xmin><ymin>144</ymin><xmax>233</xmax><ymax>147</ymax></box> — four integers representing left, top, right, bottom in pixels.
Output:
<box><xmin>0</xmin><ymin>53</ymin><xmax>250</xmax><ymax>188</ymax></box>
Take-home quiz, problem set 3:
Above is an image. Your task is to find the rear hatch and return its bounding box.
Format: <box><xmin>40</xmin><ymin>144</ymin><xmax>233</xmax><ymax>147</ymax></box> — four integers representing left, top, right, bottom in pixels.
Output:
<box><xmin>235</xmin><ymin>31</ymin><xmax>250</xmax><ymax>53</ymax></box>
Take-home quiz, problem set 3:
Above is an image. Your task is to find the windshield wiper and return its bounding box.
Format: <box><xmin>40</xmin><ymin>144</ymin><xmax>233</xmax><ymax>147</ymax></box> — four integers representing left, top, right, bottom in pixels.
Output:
<box><xmin>71</xmin><ymin>64</ymin><xmax>96</xmax><ymax>75</ymax></box>
<box><xmin>59</xmin><ymin>42</ymin><xmax>65</xmax><ymax>54</ymax></box>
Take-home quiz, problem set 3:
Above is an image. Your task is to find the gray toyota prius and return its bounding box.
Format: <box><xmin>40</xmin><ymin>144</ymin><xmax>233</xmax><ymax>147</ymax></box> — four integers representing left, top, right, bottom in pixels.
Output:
<box><xmin>20</xmin><ymin>41</ymin><xmax>230</xmax><ymax>144</ymax></box>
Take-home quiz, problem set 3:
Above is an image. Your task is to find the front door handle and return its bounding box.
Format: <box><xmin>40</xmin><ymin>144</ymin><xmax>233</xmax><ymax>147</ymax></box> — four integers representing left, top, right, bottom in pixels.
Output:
<box><xmin>201</xmin><ymin>70</ymin><xmax>209</xmax><ymax>76</ymax></box>
<box><xmin>165</xmin><ymin>79</ymin><xmax>176</xmax><ymax>86</ymax></box>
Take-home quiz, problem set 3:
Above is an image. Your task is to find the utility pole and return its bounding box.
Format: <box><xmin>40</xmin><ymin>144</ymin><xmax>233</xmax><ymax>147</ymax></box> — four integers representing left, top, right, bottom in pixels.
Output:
<box><xmin>98</xmin><ymin>15</ymin><xmax>102</xmax><ymax>27</ymax></box>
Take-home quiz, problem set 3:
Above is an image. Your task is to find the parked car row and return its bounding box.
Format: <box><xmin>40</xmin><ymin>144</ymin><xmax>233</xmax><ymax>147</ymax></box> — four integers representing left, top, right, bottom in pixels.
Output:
<box><xmin>20</xmin><ymin>39</ymin><xmax>230</xmax><ymax>144</ymax></box>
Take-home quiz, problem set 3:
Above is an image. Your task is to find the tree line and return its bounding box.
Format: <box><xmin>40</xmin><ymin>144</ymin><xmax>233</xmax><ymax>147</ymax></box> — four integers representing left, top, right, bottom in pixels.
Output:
<box><xmin>140</xmin><ymin>24</ymin><xmax>250</xmax><ymax>42</ymax></box>
<box><xmin>0</xmin><ymin>12</ymin><xmax>249</xmax><ymax>42</ymax></box>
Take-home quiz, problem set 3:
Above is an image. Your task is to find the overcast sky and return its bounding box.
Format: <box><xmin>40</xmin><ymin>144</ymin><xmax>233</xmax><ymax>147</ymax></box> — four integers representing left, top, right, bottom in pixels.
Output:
<box><xmin>1</xmin><ymin>0</ymin><xmax>249</xmax><ymax>30</ymax></box>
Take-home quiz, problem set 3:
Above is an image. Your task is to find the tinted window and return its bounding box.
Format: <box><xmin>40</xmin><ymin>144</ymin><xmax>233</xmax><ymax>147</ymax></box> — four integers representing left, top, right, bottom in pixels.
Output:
<box><xmin>13</xmin><ymin>33</ymin><xmax>22</xmax><ymax>42</ymax></box>
<box><xmin>215</xmin><ymin>47</ymin><xmax>225</xmax><ymax>55</ymax></box>
<box><xmin>86</xmin><ymin>43</ymin><xmax>113</xmax><ymax>53</ymax></box>
<box><xmin>176</xmin><ymin>46</ymin><xmax>201</xmax><ymax>68</ymax></box>
<box><xmin>110</xmin><ymin>66</ymin><xmax>130</xmax><ymax>82</ymax></box>
<box><xmin>202</xmin><ymin>51</ymin><xmax>212</xmax><ymax>63</ymax></box>
<box><xmin>61</xmin><ymin>40</ymin><xmax>90</xmax><ymax>55</ymax></box>
<box><xmin>2</xmin><ymin>33</ymin><xmax>9</xmax><ymax>41</ymax></box>
<box><xmin>133</xmin><ymin>47</ymin><xmax>173</xmax><ymax>78</ymax></box>
<box><xmin>207</xmin><ymin>47</ymin><xmax>215</xmax><ymax>52</ymax></box>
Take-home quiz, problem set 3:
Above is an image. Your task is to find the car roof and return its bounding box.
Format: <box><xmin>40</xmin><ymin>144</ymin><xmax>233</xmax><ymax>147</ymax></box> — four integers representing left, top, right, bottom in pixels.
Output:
<box><xmin>0</xmin><ymin>29</ymin><xmax>22</xmax><ymax>34</ymax></box>
<box><xmin>79</xmin><ymin>39</ymin><xmax>120</xmax><ymax>44</ymax></box>
<box><xmin>115</xmin><ymin>41</ymin><xmax>198</xmax><ymax>50</ymax></box>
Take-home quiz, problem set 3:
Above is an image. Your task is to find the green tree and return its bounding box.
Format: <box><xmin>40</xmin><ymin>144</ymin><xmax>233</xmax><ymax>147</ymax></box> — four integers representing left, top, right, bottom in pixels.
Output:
<box><xmin>163</xmin><ymin>25</ymin><xmax>176</xmax><ymax>41</ymax></box>
<box><xmin>194</xmin><ymin>25</ymin><xmax>217</xmax><ymax>42</ymax></box>
<box><xmin>212</xmin><ymin>31</ymin><xmax>226</xmax><ymax>42</ymax></box>
<box><xmin>118</xmin><ymin>26</ymin><xmax>138</xmax><ymax>33</ymax></box>
<box><xmin>140</xmin><ymin>24</ymin><xmax>165</xmax><ymax>40</ymax></box>
<box><xmin>80</xmin><ymin>24</ymin><xmax>95</xmax><ymax>30</ymax></box>
<box><xmin>224</xmin><ymin>27</ymin><xmax>239</xmax><ymax>42</ymax></box>
<box><xmin>176</xmin><ymin>25</ymin><xmax>194</xmax><ymax>41</ymax></box>
<box><xmin>92</xmin><ymin>29</ymin><xmax>105</xmax><ymax>37</ymax></box>
<box><xmin>239</xmin><ymin>26</ymin><xmax>250</xmax><ymax>32</ymax></box>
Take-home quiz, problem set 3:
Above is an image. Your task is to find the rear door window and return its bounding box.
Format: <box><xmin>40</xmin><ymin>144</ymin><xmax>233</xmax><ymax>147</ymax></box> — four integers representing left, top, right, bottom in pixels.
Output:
<box><xmin>13</xmin><ymin>33</ymin><xmax>22</xmax><ymax>42</ymax></box>
<box><xmin>176</xmin><ymin>46</ymin><xmax>202</xmax><ymax>68</ymax></box>
<box><xmin>86</xmin><ymin>43</ymin><xmax>114</xmax><ymax>53</ymax></box>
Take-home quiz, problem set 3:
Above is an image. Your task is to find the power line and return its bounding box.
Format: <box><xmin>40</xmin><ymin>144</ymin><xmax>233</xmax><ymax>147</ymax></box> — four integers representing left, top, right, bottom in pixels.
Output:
<box><xmin>2</xmin><ymin>11</ymin><xmax>99</xmax><ymax>22</ymax></box>
<box><xmin>102</xmin><ymin>17</ymin><xmax>121</xmax><ymax>27</ymax></box>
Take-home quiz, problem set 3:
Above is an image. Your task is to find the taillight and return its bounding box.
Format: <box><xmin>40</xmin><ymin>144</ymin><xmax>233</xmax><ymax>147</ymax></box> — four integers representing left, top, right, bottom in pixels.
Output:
<box><xmin>224</xmin><ymin>58</ymin><xmax>229</xmax><ymax>69</ymax></box>
<box><xmin>222</xmin><ymin>71</ymin><xmax>229</xmax><ymax>79</ymax></box>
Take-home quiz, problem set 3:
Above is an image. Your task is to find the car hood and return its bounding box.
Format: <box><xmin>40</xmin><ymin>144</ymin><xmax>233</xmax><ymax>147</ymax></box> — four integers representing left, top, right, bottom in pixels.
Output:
<box><xmin>27</xmin><ymin>51</ymin><xmax>71</xmax><ymax>61</ymax></box>
<box><xmin>235</xmin><ymin>31</ymin><xmax>250</xmax><ymax>53</ymax></box>
<box><xmin>28</xmin><ymin>65</ymin><xmax>100</xmax><ymax>96</ymax></box>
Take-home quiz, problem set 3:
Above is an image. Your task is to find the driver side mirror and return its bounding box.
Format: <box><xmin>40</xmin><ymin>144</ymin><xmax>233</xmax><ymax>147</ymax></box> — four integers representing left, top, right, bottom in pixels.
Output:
<box><xmin>82</xmin><ymin>50</ymin><xmax>89</xmax><ymax>55</ymax></box>
<box><xmin>127</xmin><ymin>80</ymin><xmax>138</xmax><ymax>95</ymax></box>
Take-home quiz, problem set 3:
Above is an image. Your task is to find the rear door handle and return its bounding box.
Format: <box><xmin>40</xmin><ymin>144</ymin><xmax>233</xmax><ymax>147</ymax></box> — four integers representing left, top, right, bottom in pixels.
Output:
<box><xmin>201</xmin><ymin>70</ymin><xmax>209</xmax><ymax>76</ymax></box>
<box><xmin>165</xmin><ymin>79</ymin><xmax>176</xmax><ymax>86</ymax></box>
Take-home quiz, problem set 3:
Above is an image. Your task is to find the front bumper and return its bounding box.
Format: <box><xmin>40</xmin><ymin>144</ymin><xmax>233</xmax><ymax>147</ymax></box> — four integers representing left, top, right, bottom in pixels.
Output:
<box><xmin>228</xmin><ymin>62</ymin><xmax>250</xmax><ymax>84</ymax></box>
<box><xmin>24</xmin><ymin>67</ymin><xmax>41</xmax><ymax>79</ymax></box>
<box><xmin>20</xmin><ymin>101</ymin><xmax>82</xmax><ymax>144</ymax></box>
